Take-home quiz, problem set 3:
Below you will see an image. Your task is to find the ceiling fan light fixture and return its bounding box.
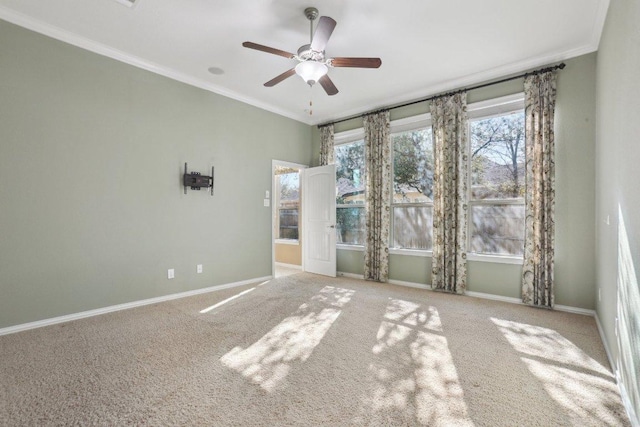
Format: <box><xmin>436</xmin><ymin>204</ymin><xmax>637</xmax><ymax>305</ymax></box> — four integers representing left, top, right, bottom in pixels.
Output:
<box><xmin>295</xmin><ymin>61</ymin><xmax>328</xmax><ymax>85</ymax></box>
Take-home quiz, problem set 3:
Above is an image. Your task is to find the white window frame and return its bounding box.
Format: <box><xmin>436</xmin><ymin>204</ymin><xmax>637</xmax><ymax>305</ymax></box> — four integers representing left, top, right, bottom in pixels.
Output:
<box><xmin>466</xmin><ymin>93</ymin><xmax>525</xmax><ymax>264</ymax></box>
<box><xmin>389</xmin><ymin>113</ymin><xmax>433</xmax><ymax>256</ymax></box>
<box><xmin>334</xmin><ymin>128</ymin><xmax>366</xmax><ymax>249</ymax></box>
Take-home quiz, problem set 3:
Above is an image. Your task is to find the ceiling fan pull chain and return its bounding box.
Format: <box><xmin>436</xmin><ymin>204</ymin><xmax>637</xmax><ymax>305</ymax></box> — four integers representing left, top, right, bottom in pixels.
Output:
<box><xmin>309</xmin><ymin>85</ymin><xmax>313</xmax><ymax>116</ymax></box>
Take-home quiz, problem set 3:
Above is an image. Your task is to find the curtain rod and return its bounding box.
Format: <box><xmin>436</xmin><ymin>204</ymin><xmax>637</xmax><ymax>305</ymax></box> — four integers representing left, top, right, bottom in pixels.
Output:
<box><xmin>317</xmin><ymin>62</ymin><xmax>566</xmax><ymax>128</ymax></box>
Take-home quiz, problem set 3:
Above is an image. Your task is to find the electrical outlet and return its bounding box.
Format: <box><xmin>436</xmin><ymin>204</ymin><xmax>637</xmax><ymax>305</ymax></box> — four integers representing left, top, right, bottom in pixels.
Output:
<box><xmin>265</xmin><ymin>190</ymin><xmax>270</xmax><ymax>198</ymax></box>
<box><xmin>264</xmin><ymin>199</ymin><xmax>270</xmax><ymax>207</ymax></box>
<box><xmin>168</xmin><ymin>268</ymin><xmax>175</xmax><ymax>279</ymax></box>
<box><xmin>197</xmin><ymin>264</ymin><xmax>203</xmax><ymax>274</ymax></box>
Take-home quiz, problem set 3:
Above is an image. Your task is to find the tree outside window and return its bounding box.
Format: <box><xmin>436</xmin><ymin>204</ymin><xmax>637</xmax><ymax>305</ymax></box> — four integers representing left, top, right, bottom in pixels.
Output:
<box><xmin>469</xmin><ymin>110</ymin><xmax>526</xmax><ymax>256</ymax></box>
<box><xmin>335</xmin><ymin>140</ymin><xmax>365</xmax><ymax>245</ymax></box>
<box><xmin>391</xmin><ymin>127</ymin><xmax>433</xmax><ymax>250</ymax></box>
<box><xmin>275</xmin><ymin>168</ymin><xmax>300</xmax><ymax>240</ymax></box>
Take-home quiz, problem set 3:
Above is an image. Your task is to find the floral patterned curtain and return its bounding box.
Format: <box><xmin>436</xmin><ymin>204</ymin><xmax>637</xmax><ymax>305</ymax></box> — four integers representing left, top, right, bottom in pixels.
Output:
<box><xmin>319</xmin><ymin>124</ymin><xmax>335</xmax><ymax>166</ymax></box>
<box><xmin>430</xmin><ymin>93</ymin><xmax>469</xmax><ymax>294</ymax></box>
<box><xmin>363</xmin><ymin>111</ymin><xmax>391</xmax><ymax>282</ymax></box>
<box><xmin>522</xmin><ymin>71</ymin><xmax>557</xmax><ymax>308</ymax></box>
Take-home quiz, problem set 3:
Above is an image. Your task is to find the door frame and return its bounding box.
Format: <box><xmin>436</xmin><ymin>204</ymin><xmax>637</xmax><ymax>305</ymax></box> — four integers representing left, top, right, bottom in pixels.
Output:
<box><xmin>271</xmin><ymin>160</ymin><xmax>308</xmax><ymax>278</ymax></box>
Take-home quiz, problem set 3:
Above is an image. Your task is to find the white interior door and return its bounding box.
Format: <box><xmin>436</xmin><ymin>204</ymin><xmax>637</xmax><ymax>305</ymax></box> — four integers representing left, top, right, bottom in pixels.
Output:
<box><xmin>302</xmin><ymin>164</ymin><xmax>336</xmax><ymax>277</ymax></box>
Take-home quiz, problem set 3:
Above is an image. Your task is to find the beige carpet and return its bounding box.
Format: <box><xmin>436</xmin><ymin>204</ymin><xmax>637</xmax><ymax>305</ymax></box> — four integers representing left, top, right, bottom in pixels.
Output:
<box><xmin>0</xmin><ymin>273</ymin><xmax>631</xmax><ymax>426</ymax></box>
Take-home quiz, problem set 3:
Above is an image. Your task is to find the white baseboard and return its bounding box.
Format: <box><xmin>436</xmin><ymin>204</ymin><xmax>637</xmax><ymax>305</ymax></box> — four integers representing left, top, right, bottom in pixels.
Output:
<box><xmin>338</xmin><ymin>271</ymin><xmax>596</xmax><ymax>316</ymax></box>
<box><xmin>466</xmin><ymin>290</ymin><xmax>596</xmax><ymax>317</ymax></box>
<box><xmin>0</xmin><ymin>275</ymin><xmax>272</xmax><ymax>337</ymax></box>
<box><xmin>388</xmin><ymin>279</ymin><xmax>431</xmax><ymax>290</ymax></box>
<box><xmin>339</xmin><ymin>273</ymin><xmax>431</xmax><ymax>290</ymax></box>
<box><xmin>595</xmin><ymin>313</ymin><xmax>615</xmax><ymax>370</ymax></box>
<box><xmin>337</xmin><ymin>271</ymin><xmax>364</xmax><ymax>280</ymax></box>
<box><xmin>554</xmin><ymin>304</ymin><xmax>596</xmax><ymax>316</ymax></box>
<box><xmin>466</xmin><ymin>290</ymin><xmax>523</xmax><ymax>305</ymax></box>
<box><xmin>275</xmin><ymin>262</ymin><xmax>302</xmax><ymax>270</ymax></box>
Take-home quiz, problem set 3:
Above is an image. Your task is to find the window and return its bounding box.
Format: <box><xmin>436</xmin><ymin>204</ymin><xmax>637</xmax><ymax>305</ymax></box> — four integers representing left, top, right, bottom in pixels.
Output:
<box><xmin>335</xmin><ymin>136</ymin><xmax>366</xmax><ymax>245</ymax></box>
<box><xmin>275</xmin><ymin>167</ymin><xmax>300</xmax><ymax>241</ymax></box>
<box><xmin>390</xmin><ymin>115</ymin><xmax>434</xmax><ymax>251</ymax></box>
<box><xmin>468</xmin><ymin>94</ymin><xmax>526</xmax><ymax>257</ymax></box>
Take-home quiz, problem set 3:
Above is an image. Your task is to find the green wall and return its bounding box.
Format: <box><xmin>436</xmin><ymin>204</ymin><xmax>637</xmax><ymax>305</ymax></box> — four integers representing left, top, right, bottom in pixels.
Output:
<box><xmin>595</xmin><ymin>0</ymin><xmax>640</xmax><ymax>421</ymax></box>
<box><xmin>0</xmin><ymin>21</ymin><xmax>311</xmax><ymax>328</ymax></box>
<box><xmin>3</xmin><ymin>6</ymin><xmax>635</xmax><ymax>419</ymax></box>
<box><xmin>0</xmin><ymin>15</ymin><xmax>606</xmax><ymax>329</ymax></box>
<box><xmin>313</xmin><ymin>53</ymin><xmax>598</xmax><ymax>309</ymax></box>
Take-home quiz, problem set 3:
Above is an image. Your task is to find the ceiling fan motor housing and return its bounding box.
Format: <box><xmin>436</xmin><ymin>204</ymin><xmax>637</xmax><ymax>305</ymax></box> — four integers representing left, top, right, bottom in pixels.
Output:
<box><xmin>297</xmin><ymin>44</ymin><xmax>325</xmax><ymax>62</ymax></box>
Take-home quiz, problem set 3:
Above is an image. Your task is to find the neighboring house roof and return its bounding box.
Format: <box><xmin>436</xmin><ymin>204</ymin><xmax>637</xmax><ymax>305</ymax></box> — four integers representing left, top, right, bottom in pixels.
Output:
<box><xmin>472</xmin><ymin>158</ymin><xmax>525</xmax><ymax>198</ymax></box>
<box><xmin>337</xmin><ymin>177</ymin><xmax>433</xmax><ymax>203</ymax></box>
<box><xmin>337</xmin><ymin>177</ymin><xmax>364</xmax><ymax>199</ymax></box>
<box><xmin>480</xmin><ymin>159</ymin><xmax>525</xmax><ymax>183</ymax></box>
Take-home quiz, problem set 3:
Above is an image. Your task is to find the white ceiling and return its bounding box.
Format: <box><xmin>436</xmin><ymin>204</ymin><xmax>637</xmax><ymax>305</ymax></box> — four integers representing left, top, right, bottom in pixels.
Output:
<box><xmin>0</xmin><ymin>0</ymin><xmax>609</xmax><ymax>125</ymax></box>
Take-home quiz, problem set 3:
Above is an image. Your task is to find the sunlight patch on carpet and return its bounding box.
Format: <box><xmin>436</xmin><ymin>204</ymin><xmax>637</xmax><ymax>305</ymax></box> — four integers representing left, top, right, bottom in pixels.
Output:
<box><xmin>220</xmin><ymin>286</ymin><xmax>354</xmax><ymax>392</ymax></box>
<box><xmin>493</xmin><ymin>318</ymin><xmax>625</xmax><ymax>425</ymax></box>
<box><xmin>381</xmin><ymin>298</ymin><xmax>443</xmax><ymax>332</ymax></box>
<box><xmin>491</xmin><ymin>318</ymin><xmax>610</xmax><ymax>374</ymax></box>
<box><xmin>357</xmin><ymin>298</ymin><xmax>472</xmax><ymax>426</ymax></box>
<box><xmin>199</xmin><ymin>288</ymin><xmax>256</xmax><ymax>314</ymax></box>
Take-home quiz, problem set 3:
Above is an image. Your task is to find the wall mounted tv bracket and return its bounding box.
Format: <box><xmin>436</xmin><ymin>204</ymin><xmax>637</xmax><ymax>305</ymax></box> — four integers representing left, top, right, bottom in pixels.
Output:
<box><xmin>183</xmin><ymin>162</ymin><xmax>214</xmax><ymax>195</ymax></box>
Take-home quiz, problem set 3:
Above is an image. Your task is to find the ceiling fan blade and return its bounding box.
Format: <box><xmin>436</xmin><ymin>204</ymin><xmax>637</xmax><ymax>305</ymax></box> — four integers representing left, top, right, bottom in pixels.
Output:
<box><xmin>318</xmin><ymin>75</ymin><xmax>339</xmax><ymax>96</ymax></box>
<box><xmin>310</xmin><ymin>16</ymin><xmax>337</xmax><ymax>52</ymax></box>
<box><xmin>264</xmin><ymin>68</ymin><xmax>297</xmax><ymax>87</ymax></box>
<box><xmin>330</xmin><ymin>57</ymin><xmax>382</xmax><ymax>68</ymax></box>
<box><xmin>242</xmin><ymin>42</ymin><xmax>295</xmax><ymax>59</ymax></box>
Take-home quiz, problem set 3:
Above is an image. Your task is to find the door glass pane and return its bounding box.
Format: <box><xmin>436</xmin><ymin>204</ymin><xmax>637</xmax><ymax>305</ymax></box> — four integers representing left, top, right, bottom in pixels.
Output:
<box><xmin>275</xmin><ymin>168</ymin><xmax>299</xmax><ymax>240</ymax></box>
<box><xmin>278</xmin><ymin>209</ymin><xmax>299</xmax><ymax>240</ymax></box>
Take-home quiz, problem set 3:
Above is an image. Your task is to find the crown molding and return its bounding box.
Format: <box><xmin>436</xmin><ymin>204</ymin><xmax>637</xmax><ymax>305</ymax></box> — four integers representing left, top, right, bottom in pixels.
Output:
<box><xmin>0</xmin><ymin>7</ymin><xmax>310</xmax><ymax>124</ymax></box>
<box><xmin>590</xmin><ymin>0</ymin><xmax>611</xmax><ymax>50</ymax></box>
<box><xmin>309</xmin><ymin>41</ymin><xmax>599</xmax><ymax>125</ymax></box>
<box><xmin>1</xmin><ymin>0</ymin><xmax>610</xmax><ymax>128</ymax></box>
<box><xmin>310</xmin><ymin>0</ymin><xmax>611</xmax><ymax>126</ymax></box>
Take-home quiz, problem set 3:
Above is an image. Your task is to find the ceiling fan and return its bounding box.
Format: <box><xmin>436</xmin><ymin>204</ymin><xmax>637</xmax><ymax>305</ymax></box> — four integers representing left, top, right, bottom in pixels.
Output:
<box><xmin>242</xmin><ymin>7</ymin><xmax>382</xmax><ymax>96</ymax></box>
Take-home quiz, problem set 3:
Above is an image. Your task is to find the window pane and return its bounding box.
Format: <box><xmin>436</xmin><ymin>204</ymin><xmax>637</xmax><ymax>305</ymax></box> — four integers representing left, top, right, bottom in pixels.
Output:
<box><xmin>278</xmin><ymin>209</ymin><xmax>298</xmax><ymax>240</ymax></box>
<box><xmin>470</xmin><ymin>111</ymin><xmax>525</xmax><ymax>199</ymax></box>
<box><xmin>392</xmin><ymin>128</ymin><xmax>433</xmax><ymax>203</ymax></box>
<box><xmin>335</xmin><ymin>140</ymin><xmax>365</xmax><ymax>205</ymax></box>
<box><xmin>336</xmin><ymin>207</ymin><xmax>365</xmax><ymax>245</ymax></box>
<box><xmin>470</xmin><ymin>204</ymin><xmax>525</xmax><ymax>256</ymax></box>
<box><xmin>276</xmin><ymin>169</ymin><xmax>299</xmax><ymax>240</ymax></box>
<box><xmin>393</xmin><ymin>206</ymin><xmax>433</xmax><ymax>250</ymax></box>
<box><xmin>277</xmin><ymin>172</ymin><xmax>299</xmax><ymax>207</ymax></box>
